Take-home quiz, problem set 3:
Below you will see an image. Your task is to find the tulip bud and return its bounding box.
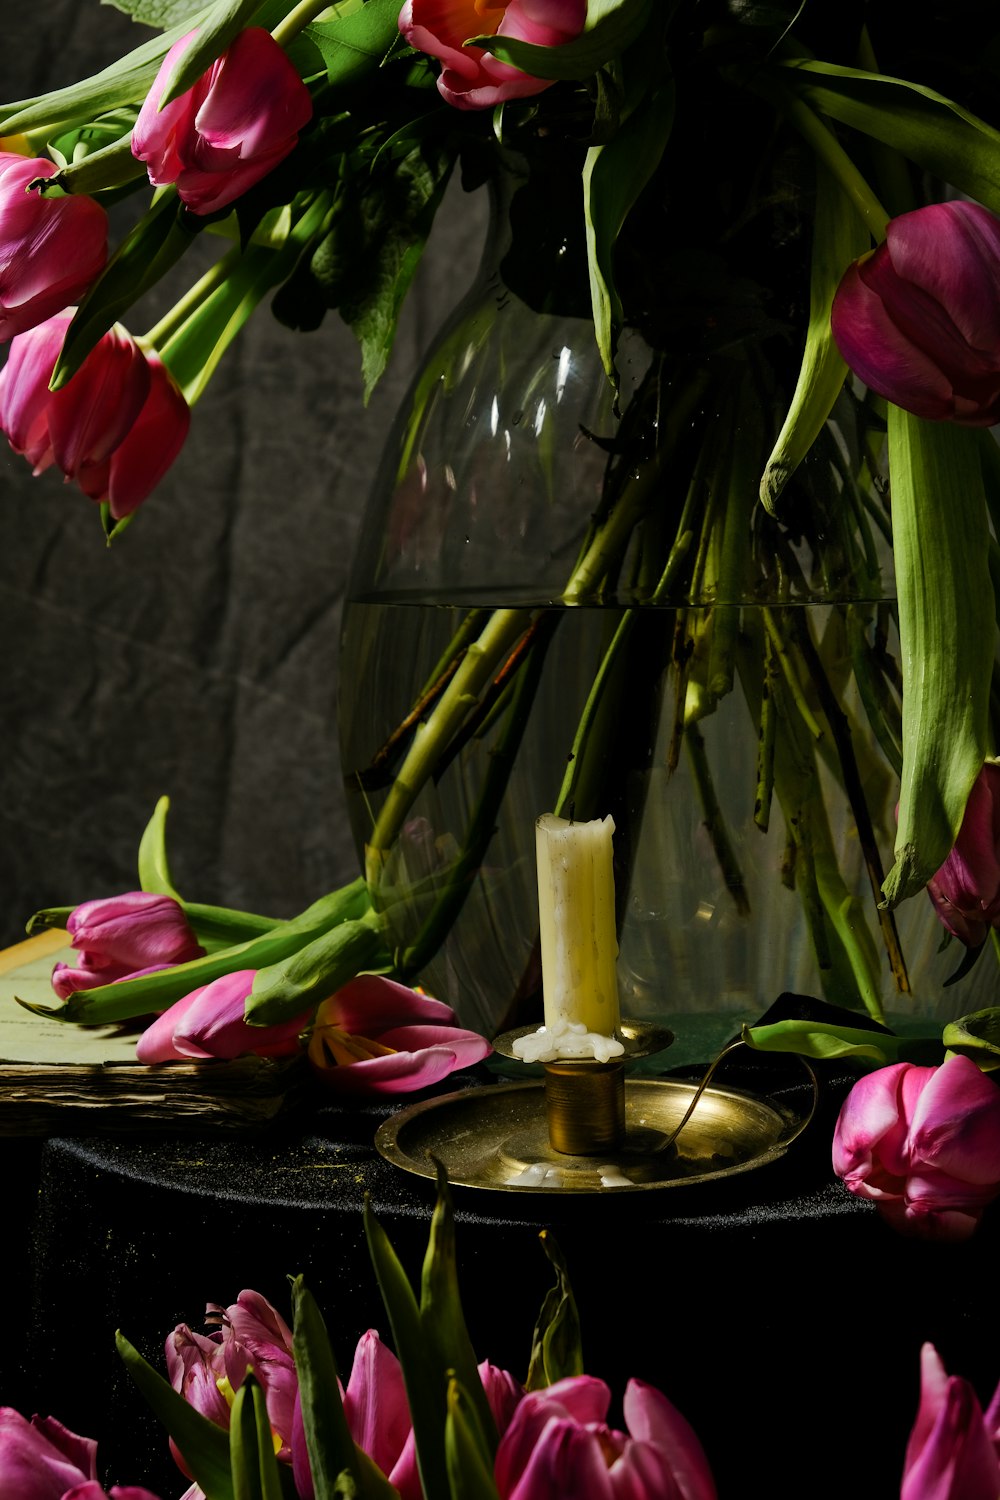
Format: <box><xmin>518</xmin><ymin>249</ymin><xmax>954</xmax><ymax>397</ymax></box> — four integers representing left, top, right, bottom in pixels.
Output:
<box><xmin>926</xmin><ymin>762</ymin><xmax>1000</xmax><ymax>946</ymax></box>
<box><xmin>132</xmin><ymin>27</ymin><xmax>313</xmax><ymax>215</ymax></box>
<box><xmin>832</xmin><ymin>1055</ymin><xmax>1000</xmax><ymax>1239</ymax></box>
<box><xmin>831</xmin><ymin>200</ymin><xmax>1000</xmax><ymax>425</ymax></box>
<box><xmin>52</xmin><ymin>891</ymin><xmax>204</xmax><ymax>1000</ymax></box>
<box><xmin>0</xmin><ymin>153</ymin><xmax>107</xmax><ymax>341</ymax></box>
<box><xmin>901</xmin><ymin>1345</ymin><xmax>1000</xmax><ymax>1500</ymax></box>
<box><xmin>0</xmin><ymin>315</ymin><xmax>190</xmax><ymax>519</ymax></box>
<box><xmin>136</xmin><ymin>969</ymin><xmax>309</xmax><ymax>1062</ymax></box>
<box><xmin>399</xmin><ymin>0</ymin><xmax>586</xmax><ymax>111</ymax></box>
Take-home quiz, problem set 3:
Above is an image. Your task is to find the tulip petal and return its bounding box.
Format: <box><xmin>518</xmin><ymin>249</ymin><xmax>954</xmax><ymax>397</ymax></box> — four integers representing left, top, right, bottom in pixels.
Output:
<box><xmin>621</xmin><ymin>1380</ymin><xmax>717</xmax><ymax>1500</ymax></box>
<box><xmin>106</xmin><ymin>353</ymin><xmax>191</xmax><ymax>519</ymax></box>
<box><xmin>343</xmin><ymin>1331</ymin><xmax>411</xmax><ymax>1478</ymax></box>
<box><xmin>902</xmin><ymin>1368</ymin><xmax>1000</xmax><ymax>1500</ymax></box>
<box><xmin>322</xmin><ymin>974</ymin><xmax>457</xmax><ymax>1033</ymax></box>
<box><xmin>505</xmin><ymin>1418</ymin><xmax>616</xmax><ymax>1500</ymax></box>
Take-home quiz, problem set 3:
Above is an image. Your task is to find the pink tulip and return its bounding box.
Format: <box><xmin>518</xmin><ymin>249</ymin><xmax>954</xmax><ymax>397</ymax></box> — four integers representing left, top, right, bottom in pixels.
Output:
<box><xmin>51</xmin><ymin>892</ymin><xmax>204</xmax><ymax>1000</ymax></box>
<box><xmin>901</xmin><ymin>1345</ymin><xmax>1000</xmax><ymax>1500</ymax></box>
<box><xmin>0</xmin><ymin>153</ymin><xmax>107</xmax><ymax>341</ymax></box>
<box><xmin>832</xmin><ymin>1055</ymin><xmax>1000</xmax><ymax>1240</ymax></box>
<box><xmin>493</xmin><ymin>1374</ymin><xmax>716</xmax><ymax>1500</ymax></box>
<box><xmin>0</xmin><ymin>1408</ymin><xmax>162</xmax><ymax>1500</ymax></box>
<box><xmin>925</xmin><ymin>762</ymin><xmax>1000</xmax><ymax>946</ymax></box>
<box><xmin>291</xmin><ymin>1331</ymin><xmax>522</xmax><ymax>1500</ymax></box>
<box><xmin>306</xmin><ymin>974</ymin><xmax>491</xmax><ymax>1094</ymax></box>
<box><xmin>136</xmin><ymin>969</ymin><xmax>309</xmax><ymax>1062</ymax></box>
<box><xmin>0</xmin><ymin>314</ymin><xmax>190</xmax><ymax>519</ymax></box>
<box><xmin>399</xmin><ymin>0</ymin><xmax>586</xmax><ymax>111</ymax></box>
<box><xmin>831</xmin><ymin>200</ymin><xmax>1000</xmax><ymax>425</ymax></box>
<box><xmin>167</xmin><ymin>1291</ymin><xmax>298</xmax><ymax>1498</ymax></box>
<box><xmin>132</xmin><ymin>27</ymin><xmax>313</xmax><ymax>215</ymax></box>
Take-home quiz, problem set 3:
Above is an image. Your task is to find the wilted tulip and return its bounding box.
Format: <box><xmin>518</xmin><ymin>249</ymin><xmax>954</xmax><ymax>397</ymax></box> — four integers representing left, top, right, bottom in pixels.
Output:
<box><xmin>132</xmin><ymin>27</ymin><xmax>313</xmax><ymax>215</ymax></box>
<box><xmin>832</xmin><ymin>1055</ymin><xmax>1000</xmax><ymax>1240</ymax></box>
<box><xmin>926</xmin><ymin>762</ymin><xmax>1000</xmax><ymax>947</ymax></box>
<box><xmin>831</xmin><ymin>200</ymin><xmax>1000</xmax><ymax>425</ymax></box>
<box><xmin>901</xmin><ymin>1344</ymin><xmax>1000</xmax><ymax>1500</ymax></box>
<box><xmin>0</xmin><ymin>1407</ymin><xmax>162</xmax><ymax>1499</ymax></box>
<box><xmin>0</xmin><ymin>153</ymin><xmax>107</xmax><ymax>341</ymax></box>
<box><xmin>493</xmin><ymin>1374</ymin><xmax>717</xmax><ymax>1500</ymax></box>
<box><xmin>136</xmin><ymin>969</ymin><xmax>309</xmax><ymax>1062</ymax></box>
<box><xmin>0</xmin><ymin>313</ymin><xmax>190</xmax><ymax>519</ymax></box>
<box><xmin>307</xmin><ymin>974</ymin><xmax>491</xmax><ymax>1094</ymax></box>
<box><xmin>399</xmin><ymin>0</ymin><xmax>586</xmax><ymax>111</ymax></box>
<box><xmin>167</xmin><ymin>1289</ymin><xmax>298</xmax><ymax>1490</ymax></box>
<box><xmin>51</xmin><ymin>891</ymin><xmax>204</xmax><ymax>1000</ymax></box>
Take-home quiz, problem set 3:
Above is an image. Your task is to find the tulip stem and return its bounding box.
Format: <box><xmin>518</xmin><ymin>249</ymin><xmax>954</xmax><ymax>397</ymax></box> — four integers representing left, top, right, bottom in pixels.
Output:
<box><xmin>773</xmin><ymin>89</ymin><xmax>889</xmax><ymax>243</ymax></box>
<box><xmin>272</xmin><ymin>0</ymin><xmax>336</xmax><ymax>48</ymax></box>
<box><xmin>142</xmin><ymin>247</ymin><xmax>239</xmax><ymax>351</ymax></box>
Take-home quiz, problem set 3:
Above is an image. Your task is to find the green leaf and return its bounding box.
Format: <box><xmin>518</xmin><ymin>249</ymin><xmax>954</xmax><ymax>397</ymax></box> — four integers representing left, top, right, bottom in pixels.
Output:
<box><xmin>246</xmin><ymin>913</ymin><xmax>388</xmax><ymax>1024</ymax></box>
<box><xmin>25</xmin><ymin>905</ymin><xmax>74</xmax><ymax>936</ymax></box>
<box><xmin>584</xmin><ymin>79</ymin><xmax>674</xmax><ymax>384</ymax></box>
<box><xmin>138</xmin><ymin>794</ymin><xmax>183</xmax><ymax>900</ymax></box>
<box><xmin>445</xmin><ymin>1379</ymin><xmax>501</xmax><ymax>1500</ymax></box>
<box><xmin>25</xmin><ymin>880</ymin><xmax>373</xmax><ymax>1023</ymax></box>
<box><xmin>105</xmin><ymin>0</ymin><xmax>208</xmax><ymax>23</ymax></box>
<box><xmin>0</xmin><ymin>5</ymin><xmax>217</xmax><ymax>135</ymax></box>
<box><xmin>420</xmin><ymin>1164</ymin><xmax>497</xmax><ymax>1462</ymax></box>
<box><xmin>943</xmin><ymin>1008</ymin><xmax>1000</xmax><ymax>1071</ymax></box>
<box><xmin>470</xmin><ymin>0</ymin><xmax>652</xmax><ymax>81</ymax></box>
<box><xmin>305</xmin><ymin>0</ymin><xmax>406</xmax><ymax>88</ymax></box>
<box><xmin>290</xmin><ymin>1277</ymin><xmax>365</xmax><ymax>1500</ymax></box>
<box><xmin>158</xmin><ymin>0</ymin><xmax>273</xmax><ymax>107</ymax></box>
<box><xmin>335</xmin><ymin>140</ymin><xmax>456</xmax><ymax>399</ymax></box>
<box><xmin>524</xmin><ymin>1231</ymin><xmax>583</xmax><ymax>1391</ymax></box>
<box><xmin>364</xmin><ymin>1195</ymin><xmax>449</xmax><ymax>1500</ymax></box>
<box><xmin>882</xmin><ymin>411</ymin><xmax>994</xmax><ymax>905</ymax></box>
<box><xmin>743</xmin><ymin>1019</ymin><xmax>944</xmax><ymax>1064</ymax></box>
<box><xmin>777</xmin><ymin>59</ymin><xmax>1000</xmax><ymax>218</ymax></box>
<box><xmin>759</xmin><ymin>161</ymin><xmax>866</xmax><ymax>513</ymax></box>
<box><xmin>116</xmin><ymin>1330</ymin><xmax>235</xmax><ymax>1500</ymax></box>
<box><xmin>230</xmin><ymin>1376</ymin><xmax>274</xmax><ymax>1500</ymax></box>
<box><xmin>51</xmin><ymin>191</ymin><xmax>201</xmax><ymax>390</ymax></box>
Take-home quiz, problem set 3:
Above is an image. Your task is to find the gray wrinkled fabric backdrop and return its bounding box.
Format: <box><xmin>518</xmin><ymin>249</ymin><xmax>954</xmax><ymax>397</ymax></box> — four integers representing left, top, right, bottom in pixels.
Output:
<box><xmin>0</xmin><ymin>3</ymin><xmax>486</xmax><ymax>943</ymax></box>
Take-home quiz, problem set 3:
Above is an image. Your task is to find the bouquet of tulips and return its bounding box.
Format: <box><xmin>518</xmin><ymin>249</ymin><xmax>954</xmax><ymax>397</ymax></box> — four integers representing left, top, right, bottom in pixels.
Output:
<box><xmin>9</xmin><ymin>1</ymin><xmax>1000</xmax><ymax>1090</ymax></box>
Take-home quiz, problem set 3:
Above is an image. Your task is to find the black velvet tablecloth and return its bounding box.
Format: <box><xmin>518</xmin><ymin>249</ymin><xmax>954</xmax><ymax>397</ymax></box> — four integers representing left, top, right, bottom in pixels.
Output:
<box><xmin>7</xmin><ymin>1055</ymin><xmax>999</xmax><ymax>1500</ymax></box>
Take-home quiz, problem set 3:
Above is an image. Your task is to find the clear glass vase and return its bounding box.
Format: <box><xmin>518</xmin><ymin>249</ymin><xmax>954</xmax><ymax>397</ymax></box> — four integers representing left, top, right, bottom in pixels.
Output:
<box><xmin>338</xmin><ymin>173</ymin><xmax>989</xmax><ymax>1041</ymax></box>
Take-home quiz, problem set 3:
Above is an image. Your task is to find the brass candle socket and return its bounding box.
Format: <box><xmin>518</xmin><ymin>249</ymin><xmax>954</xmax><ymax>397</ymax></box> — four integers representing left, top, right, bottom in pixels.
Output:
<box><xmin>494</xmin><ymin>1019</ymin><xmax>674</xmax><ymax>1157</ymax></box>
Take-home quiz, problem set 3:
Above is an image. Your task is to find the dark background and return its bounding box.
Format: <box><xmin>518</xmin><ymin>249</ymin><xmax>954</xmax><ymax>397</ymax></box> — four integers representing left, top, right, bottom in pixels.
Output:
<box><xmin>0</xmin><ymin>1</ymin><xmax>486</xmax><ymax>943</ymax></box>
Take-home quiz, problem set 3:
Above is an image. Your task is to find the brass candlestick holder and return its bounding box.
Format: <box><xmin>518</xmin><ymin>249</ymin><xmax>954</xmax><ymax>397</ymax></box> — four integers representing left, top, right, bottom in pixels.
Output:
<box><xmin>375</xmin><ymin>1019</ymin><xmax>817</xmax><ymax>1195</ymax></box>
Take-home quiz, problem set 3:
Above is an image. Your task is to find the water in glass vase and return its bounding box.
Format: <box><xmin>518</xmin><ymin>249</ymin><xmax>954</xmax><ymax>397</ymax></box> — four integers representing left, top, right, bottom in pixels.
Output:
<box><xmin>339</xmin><ymin>595</ymin><xmax>981</xmax><ymax>1041</ymax></box>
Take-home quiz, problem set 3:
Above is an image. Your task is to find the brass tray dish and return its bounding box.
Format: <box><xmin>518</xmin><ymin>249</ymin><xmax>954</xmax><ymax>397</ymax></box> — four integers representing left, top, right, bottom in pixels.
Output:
<box><xmin>375</xmin><ymin>1067</ymin><xmax>817</xmax><ymax>1194</ymax></box>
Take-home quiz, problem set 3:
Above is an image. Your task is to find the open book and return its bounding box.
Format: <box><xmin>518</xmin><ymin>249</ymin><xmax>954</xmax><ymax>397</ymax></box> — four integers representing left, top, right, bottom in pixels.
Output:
<box><xmin>0</xmin><ymin>930</ymin><xmax>302</xmax><ymax>1133</ymax></box>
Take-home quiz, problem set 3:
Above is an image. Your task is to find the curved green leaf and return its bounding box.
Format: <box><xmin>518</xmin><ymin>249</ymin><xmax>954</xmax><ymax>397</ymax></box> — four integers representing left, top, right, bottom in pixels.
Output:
<box><xmin>51</xmin><ymin>190</ymin><xmax>200</xmax><ymax>390</ymax></box>
<box><xmin>364</xmin><ymin>1195</ymin><xmax>449</xmax><ymax>1500</ymax></box>
<box><xmin>760</xmin><ymin>161</ymin><xmax>865</xmax><ymax>513</ymax></box>
<box><xmin>290</xmin><ymin>1277</ymin><xmax>365</xmax><ymax>1500</ymax></box>
<box><xmin>469</xmin><ymin>0</ymin><xmax>651</xmax><ymax>81</ymax></box>
<box><xmin>882</xmin><ymin>411</ymin><xmax>993</xmax><ymax>906</ymax></box>
<box><xmin>445</xmin><ymin>1379</ymin><xmax>500</xmax><ymax>1500</ymax></box>
<box><xmin>159</xmin><ymin>0</ymin><xmax>273</xmax><ymax>107</ymax></box>
<box><xmin>525</xmin><ymin>1231</ymin><xmax>583</xmax><ymax>1391</ymax></box>
<box><xmin>584</xmin><ymin>79</ymin><xmax>674</xmax><ymax>384</ymax></box>
<box><xmin>305</xmin><ymin>0</ymin><xmax>406</xmax><ymax>87</ymax></box>
<box><xmin>943</xmin><ymin>1008</ymin><xmax>1000</xmax><ymax>1071</ymax></box>
<box><xmin>138</xmin><ymin>795</ymin><xmax>183</xmax><ymax>900</ymax></box>
<box><xmin>777</xmin><ymin>59</ymin><xmax>1000</xmax><ymax>217</ymax></box>
<box><xmin>116</xmin><ymin>1330</ymin><xmax>234</xmax><ymax>1500</ymax></box>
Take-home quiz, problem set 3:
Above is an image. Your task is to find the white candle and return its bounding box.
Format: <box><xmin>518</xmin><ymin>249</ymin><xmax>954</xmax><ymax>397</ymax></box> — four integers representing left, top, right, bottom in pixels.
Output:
<box><xmin>536</xmin><ymin>812</ymin><xmax>620</xmax><ymax>1038</ymax></box>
